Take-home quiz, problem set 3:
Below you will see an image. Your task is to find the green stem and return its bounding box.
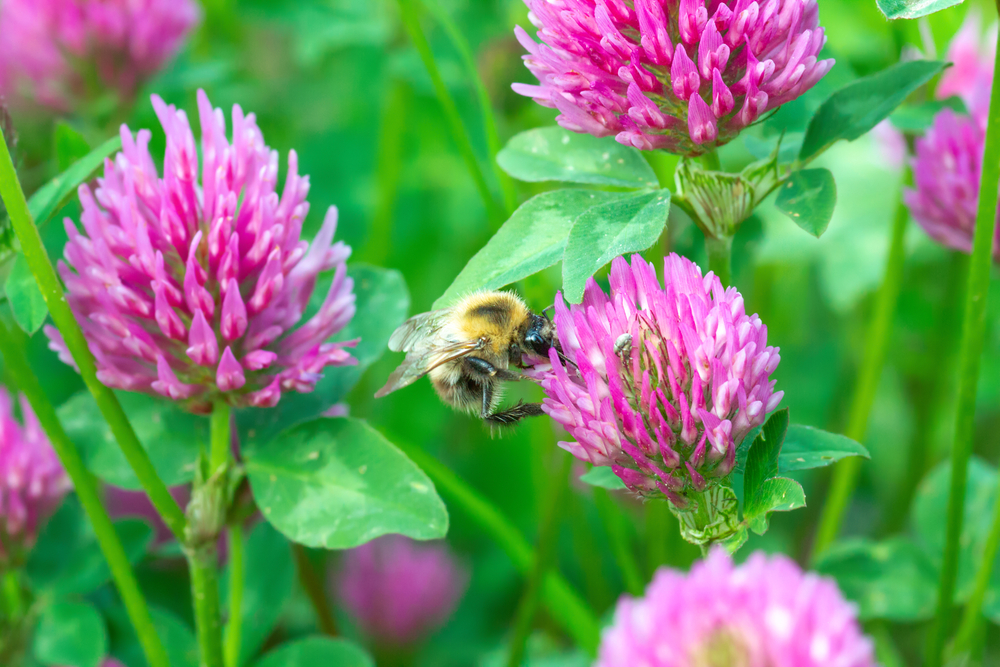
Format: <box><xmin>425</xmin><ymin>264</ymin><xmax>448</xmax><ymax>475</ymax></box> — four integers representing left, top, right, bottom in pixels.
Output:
<box><xmin>0</xmin><ymin>126</ymin><xmax>187</xmax><ymax>541</ymax></box>
<box><xmin>812</xmin><ymin>170</ymin><xmax>911</xmax><ymax>559</ymax></box>
<box><xmin>396</xmin><ymin>0</ymin><xmax>506</xmax><ymax>225</ymax></box>
<box><xmin>704</xmin><ymin>234</ymin><xmax>733</xmax><ymax>288</ymax></box>
<box><xmin>594</xmin><ymin>488</ymin><xmax>645</xmax><ymax>596</ymax></box>
<box><xmin>1</xmin><ymin>570</ymin><xmax>23</xmax><ymax>619</ymax></box>
<box><xmin>952</xmin><ymin>485</ymin><xmax>1000</xmax><ymax>654</ymax></box>
<box><xmin>700</xmin><ymin>148</ymin><xmax>721</xmax><ymax>171</ymax></box>
<box><xmin>927</xmin><ymin>11</ymin><xmax>1000</xmax><ymax>664</ymax></box>
<box><xmin>361</xmin><ymin>79</ymin><xmax>409</xmax><ymax>266</ymax></box>
<box><xmin>421</xmin><ymin>0</ymin><xmax>517</xmax><ymax>215</ymax></box>
<box><xmin>223</xmin><ymin>522</ymin><xmax>244</xmax><ymax>667</ymax></box>
<box><xmin>395</xmin><ymin>440</ymin><xmax>601</xmax><ymax>655</ymax></box>
<box><xmin>507</xmin><ymin>453</ymin><xmax>573</xmax><ymax>667</ymax></box>
<box><xmin>293</xmin><ymin>544</ymin><xmax>338</xmax><ymax>636</ymax></box>
<box><xmin>0</xmin><ymin>319</ymin><xmax>169</xmax><ymax>667</ymax></box>
<box><xmin>189</xmin><ymin>552</ymin><xmax>224</xmax><ymax>667</ymax></box>
<box><xmin>210</xmin><ymin>402</ymin><xmax>231</xmax><ymax>476</ymax></box>
<box><xmin>644</xmin><ymin>501</ymin><xmax>670</xmax><ymax>576</ymax></box>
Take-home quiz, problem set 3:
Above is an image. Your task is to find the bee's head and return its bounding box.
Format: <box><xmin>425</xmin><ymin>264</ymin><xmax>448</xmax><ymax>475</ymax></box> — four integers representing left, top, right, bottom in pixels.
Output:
<box><xmin>523</xmin><ymin>314</ymin><xmax>557</xmax><ymax>356</ymax></box>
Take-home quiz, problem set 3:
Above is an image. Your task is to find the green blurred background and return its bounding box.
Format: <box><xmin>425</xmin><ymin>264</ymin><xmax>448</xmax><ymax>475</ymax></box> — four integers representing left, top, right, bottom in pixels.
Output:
<box><xmin>8</xmin><ymin>0</ymin><xmax>1000</xmax><ymax>664</ymax></box>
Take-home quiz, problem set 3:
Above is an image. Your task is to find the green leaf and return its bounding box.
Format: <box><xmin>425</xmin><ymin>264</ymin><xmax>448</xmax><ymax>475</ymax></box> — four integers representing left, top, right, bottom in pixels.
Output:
<box><xmin>743</xmin><ymin>409</ymin><xmax>789</xmax><ymax>502</ymax></box>
<box><xmin>778</xmin><ymin>425</ymin><xmax>870</xmax><ymax>473</ymax></box>
<box><xmin>27</xmin><ymin>498</ymin><xmax>153</xmax><ymax>596</ymax></box>
<box><xmin>497</xmin><ymin>126</ymin><xmax>657</xmax><ymax>188</ymax></box>
<box><xmin>743</xmin><ymin>477</ymin><xmax>805</xmax><ymax>535</ymax></box>
<box><xmin>774</xmin><ymin>168</ymin><xmax>837</xmax><ymax>237</ymax></box>
<box><xmin>433</xmin><ymin>189</ymin><xmax>621</xmax><ymax>309</ymax></box>
<box><xmin>237</xmin><ymin>264</ymin><xmax>408</xmax><ymax>446</ymax></box>
<box><xmin>4</xmin><ymin>252</ymin><xmax>47</xmax><ymax>333</ymax></box>
<box><xmin>59</xmin><ymin>390</ymin><xmax>207</xmax><ymax>489</ymax></box>
<box><xmin>889</xmin><ymin>96</ymin><xmax>967</xmax><ymax>132</ymax></box>
<box><xmin>27</xmin><ymin>134</ymin><xmax>122</xmax><ymax>228</ymax></box>
<box><xmin>245</xmin><ymin>417</ymin><xmax>448</xmax><ymax>549</ymax></box>
<box><xmin>109</xmin><ymin>606</ymin><xmax>198</xmax><ymax>667</ymax></box>
<box><xmin>252</xmin><ymin>637</ymin><xmax>373</xmax><ymax>667</ymax></box>
<box><xmin>742</xmin><ymin>409</ymin><xmax>804</xmax><ymax>535</ymax></box>
<box><xmin>877</xmin><ymin>0</ymin><xmax>964</xmax><ymax>20</ymax></box>
<box><xmin>815</xmin><ymin>538</ymin><xmax>938</xmax><ymax>620</ymax></box>
<box><xmin>799</xmin><ymin>60</ymin><xmax>947</xmax><ymax>161</ymax></box>
<box><xmin>33</xmin><ymin>601</ymin><xmax>107</xmax><ymax>667</ymax></box>
<box><xmin>561</xmin><ymin>189</ymin><xmax>670</xmax><ymax>303</ymax></box>
<box><xmin>578</xmin><ymin>466</ymin><xmax>627</xmax><ymax>490</ymax></box>
<box><xmin>228</xmin><ymin>522</ymin><xmax>295</xmax><ymax>666</ymax></box>
<box><xmin>912</xmin><ymin>457</ymin><xmax>1000</xmax><ymax>602</ymax></box>
<box><xmin>54</xmin><ymin>122</ymin><xmax>92</xmax><ymax>172</ymax></box>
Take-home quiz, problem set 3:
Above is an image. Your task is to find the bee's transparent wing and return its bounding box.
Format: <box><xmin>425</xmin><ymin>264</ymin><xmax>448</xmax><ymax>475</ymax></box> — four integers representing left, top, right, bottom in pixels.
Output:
<box><xmin>387</xmin><ymin>309</ymin><xmax>450</xmax><ymax>352</ymax></box>
<box><xmin>374</xmin><ymin>339</ymin><xmax>481</xmax><ymax>398</ymax></box>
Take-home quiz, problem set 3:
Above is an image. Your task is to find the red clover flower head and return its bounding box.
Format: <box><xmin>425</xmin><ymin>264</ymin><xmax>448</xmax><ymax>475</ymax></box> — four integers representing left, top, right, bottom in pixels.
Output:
<box><xmin>0</xmin><ymin>388</ymin><xmax>70</xmax><ymax>562</ymax></box>
<box><xmin>597</xmin><ymin>548</ymin><xmax>876</xmax><ymax>667</ymax></box>
<box><xmin>905</xmin><ymin>16</ymin><xmax>1000</xmax><ymax>261</ymax></box>
<box><xmin>513</xmin><ymin>0</ymin><xmax>834</xmax><ymax>156</ymax></box>
<box><xmin>47</xmin><ymin>90</ymin><xmax>358</xmax><ymax>411</ymax></box>
<box><xmin>0</xmin><ymin>0</ymin><xmax>199</xmax><ymax>109</ymax></box>
<box><xmin>335</xmin><ymin>536</ymin><xmax>467</xmax><ymax>647</ymax></box>
<box><xmin>530</xmin><ymin>254</ymin><xmax>782</xmax><ymax>508</ymax></box>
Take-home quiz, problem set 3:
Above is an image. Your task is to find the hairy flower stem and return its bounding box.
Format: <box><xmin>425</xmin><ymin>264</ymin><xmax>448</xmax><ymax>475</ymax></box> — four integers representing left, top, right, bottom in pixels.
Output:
<box><xmin>0</xmin><ymin>318</ymin><xmax>169</xmax><ymax>667</ymax></box>
<box><xmin>395</xmin><ymin>439</ymin><xmax>601</xmax><ymax>655</ymax></box>
<box><xmin>927</xmin><ymin>9</ymin><xmax>1000</xmax><ymax>664</ymax></box>
<box><xmin>507</xmin><ymin>453</ymin><xmax>573</xmax><ymax>667</ymax></box>
<box><xmin>189</xmin><ymin>401</ymin><xmax>229</xmax><ymax>667</ymax></box>
<box><xmin>812</xmin><ymin>169</ymin><xmax>912</xmax><ymax>559</ymax></box>
<box><xmin>223</xmin><ymin>522</ymin><xmax>243</xmax><ymax>667</ymax></box>
<box><xmin>396</xmin><ymin>0</ymin><xmax>506</xmax><ymax>226</ymax></box>
<box><xmin>0</xmin><ymin>126</ymin><xmax>187</xmax><ymax>541</ymax></box>
<box><xmin>704</xmin><ymin>234</ymin><xmax>733</xmax><ymax>288</ymax></box>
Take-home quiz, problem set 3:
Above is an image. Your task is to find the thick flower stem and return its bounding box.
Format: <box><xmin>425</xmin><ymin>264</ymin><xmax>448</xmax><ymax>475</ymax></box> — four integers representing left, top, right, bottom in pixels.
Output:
<box><xmin>396</xmin><ymin>0</ymin><xmax>506</xmax><ymax>225</ymax></box>
<box><xmin>223</xmin><ymin>522</ymin><xmax>244</xmax><ymax>667</ymax></box>
<box><xmin>395</xmin><ymin>439</ymin><xmax>601</xmax><ymax>655</ymax></box>
<box><xmin>0</xmin><ymin>126</ymin><xmax>187</xmax><ymax>542</ymax></box>
<box><xmin>812</xmin><ymin>170</ymin><xmax>911</xmax><ymax>559</ymax></box>
<box><xmin>704</xmin><ymin>234</ymin><xmax>733</xmax><ymax>287</ymax></box>
<box><xmin>0</xmin><ymin>318</ymin><xmax>169</xmax><ymax>667</ymax></box>
<box><xmin>927</xmin><ymin>11</ymin><xmax>1000</xmax><ymax>665</ymax></box>
<box><xmin>189</xmin><ymin>401</ymin><xmax>229</xmax><ymax>667</ymax></box>
<box><xmin>507</xmin><ymin>453</ymin><xmax>573</xmax><ymax>667</ymax></box>
<box><xmin>952</xmin><ymin>489</ymin><xmax>1000</xmax><ymax>655</ymax></box>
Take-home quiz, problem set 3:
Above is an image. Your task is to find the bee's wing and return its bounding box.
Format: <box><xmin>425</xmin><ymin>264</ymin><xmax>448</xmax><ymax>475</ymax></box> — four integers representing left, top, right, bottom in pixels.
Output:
<box><xmin>374</xmin><ymin>339</ymin><xmax>481</xmax><ymax>398</ymax></box>
<box><xmin>388</xmin><ymin>309</ymin><xmax>450</xmax><ymax>352</ymax></box>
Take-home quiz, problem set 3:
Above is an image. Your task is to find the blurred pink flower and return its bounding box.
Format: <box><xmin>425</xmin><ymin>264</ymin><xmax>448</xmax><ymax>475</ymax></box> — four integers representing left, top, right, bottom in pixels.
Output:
<box><xmin>513</xmin><ymin>0</ymin><xmax>834</xmax><ymax>156</ymax></box>
<box><xmin>597</xmin><ymin>548</ymin><xmax>875</xmax><ymax>667</ymax></box>
<box><xmin>47</xmin><ymin>90</ymin><xmax>358</xmax><ymax>412</ymax></box>
<box><xmin>0</xmin><ymin>0</ymin><xmax>199</xmax><ymax>109</ymax></box>
<box><xmin>104</xmin><ymin>484</ymin><xmax>190</xmax><ymax>545</ymax></box>
<box><xmin>335</xmin><ymin>536</ymin><xmax>467</xmax><ymax>647</ymax></box>
<box><xmin>529</xmin><ymin>254</ymin><xmax>782</xmax><ymax>507</ymax></box>
<box><xmin>0</xmin><ymin>388</ymin><xmax>70</xmax><ymax>562</ymax></box>
<box><xmin>903</xmin><ymin>16</ymin><xmax>999</xmax><ymax>261</ymax></box>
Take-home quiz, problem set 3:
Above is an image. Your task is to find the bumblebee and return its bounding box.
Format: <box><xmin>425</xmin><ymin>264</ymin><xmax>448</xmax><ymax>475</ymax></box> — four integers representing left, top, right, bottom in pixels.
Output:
<box><xmin>374</xmin><ymin>290</ymin><xmax>558</xmax><ymax>426</ymax></box>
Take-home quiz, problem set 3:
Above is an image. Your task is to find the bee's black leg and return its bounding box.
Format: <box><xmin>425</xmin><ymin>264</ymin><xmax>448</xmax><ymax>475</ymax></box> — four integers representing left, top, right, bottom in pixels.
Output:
<box><xmin>480</xmin><ymin>382</ymin><xmax>495</xmax><ymax>419</ymax></box>
<box><xmin>484</xmin><ymin>401</ymin><xmax>545</xmax><ymax>426</ymax></box>
<box><xmin>466</xmin><ymin>357</ymin><xmax>521</xmax><ymax>381</ymax></box>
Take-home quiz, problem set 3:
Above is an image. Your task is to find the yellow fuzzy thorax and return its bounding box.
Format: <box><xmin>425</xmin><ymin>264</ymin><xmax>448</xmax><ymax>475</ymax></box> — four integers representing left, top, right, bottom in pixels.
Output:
<box><xmin>445</xmin><ymin>291</ymin><xmax>531</xmax><ymax>355</ymax></box>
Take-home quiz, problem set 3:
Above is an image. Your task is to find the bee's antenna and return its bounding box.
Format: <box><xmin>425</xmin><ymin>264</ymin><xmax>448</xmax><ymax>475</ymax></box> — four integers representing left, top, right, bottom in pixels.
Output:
<box><xmin>542</xmin><ymin>305</ymin><xmax>554</xmax><ymax>320</ymax></box>
<box><xmin>556</xmin><ymin>348</ymin><xmax>578</xmax><ymax>369</ymax></box>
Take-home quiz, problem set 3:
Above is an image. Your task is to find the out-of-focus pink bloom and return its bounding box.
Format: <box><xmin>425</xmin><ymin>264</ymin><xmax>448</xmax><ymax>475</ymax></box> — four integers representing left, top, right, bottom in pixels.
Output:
<box><xmin>905</xmin><ymin>108</ymin><xmax>1000</xmax><ymax>260</ymax></box>
<box><xmin>513</xmin><ymin>0</ymin><xmax>834</xmax><ymax>156</ymax></box>
<box><xmin>0</xmin><ymin>388</ymin><xmax>70</xmax><ymax>561</ymax></box>
<box><xmin>597</xmin><ymin>548</ymin><xmax>875</xmax><ymax>667</ymax></box>
<box><xmin>529</xmin><ymin>254</ymin><xmax>782</xmax><ymax>507</ymax></box>
<box><xmin>47</xmin><ymin>90</ymin><xmax>358</xmax><ymax>412</ymax></box>
<box><xmin>871</xmin><ymin>119</ymin><xmax>907</xmax><ymax>170</ymax></box>
<box><xmin>937</xmin><ymin>11</ymin><xmax>996</xmax><ymax>118</ymax></box>
<box><xmin>104</xmin><ymin>484</ymin><xmax>190</xmax><ymax>545</ymax></box>
<box><xmin>904</xmin><ymin>15</ymin><xmax>1000</xmax><ymax>260</ymax></box>
<box><xmin>335</xmin><ymin>536</ymin><xmax>466</xmax><ymax>647</ymax></box>
<box><xmin>0</xmin><ymin>0</ymin><xmax>199</xmax><ymax>109</ymax></box>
